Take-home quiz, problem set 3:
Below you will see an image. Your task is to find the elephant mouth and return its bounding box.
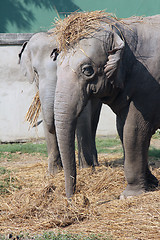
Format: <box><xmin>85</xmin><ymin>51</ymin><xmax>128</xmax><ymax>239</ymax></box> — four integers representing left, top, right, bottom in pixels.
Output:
<box><xmin>92</xmin><ymin>78</ymin><xmax>114</xmax><ymax>98</ymax></box>
<box><xmin>100</xmin><ymin>86</ymin><xmax>120</xmax><ymax>105</ymax></box>
<box><xmin>100</xmin><ymin>96</ymin><xmax>115</xmax><ymax>105</ymax></box>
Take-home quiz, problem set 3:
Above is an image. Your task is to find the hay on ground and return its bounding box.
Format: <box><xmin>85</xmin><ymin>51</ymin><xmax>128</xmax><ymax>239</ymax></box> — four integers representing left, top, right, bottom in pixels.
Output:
<box><xmin>0</xmin><ymin>152</ymin><xmax>160</xmax><ymax>239</ymax></box>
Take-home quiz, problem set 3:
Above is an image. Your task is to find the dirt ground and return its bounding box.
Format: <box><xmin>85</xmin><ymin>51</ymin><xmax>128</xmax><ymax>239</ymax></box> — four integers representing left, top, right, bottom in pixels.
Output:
<box><xmin>0</xmin><ymin>140</ymin><xmax>160</xmax><ymax>239</ymax></box>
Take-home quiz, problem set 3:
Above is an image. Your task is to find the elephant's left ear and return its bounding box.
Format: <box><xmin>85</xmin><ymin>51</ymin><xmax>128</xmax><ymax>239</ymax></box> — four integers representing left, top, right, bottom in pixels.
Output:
<box><xmin>104</xmin><ymin>32</ymin><xmax>125</xmax><ymax>89</ymax></box>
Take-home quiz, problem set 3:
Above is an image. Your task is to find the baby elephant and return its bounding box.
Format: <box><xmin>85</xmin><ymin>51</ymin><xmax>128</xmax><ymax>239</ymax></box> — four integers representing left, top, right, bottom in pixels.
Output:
<box><xmin>19</xmin><ymin>31</ymin><xmax>102</xmax><ymax>174</ymax></box>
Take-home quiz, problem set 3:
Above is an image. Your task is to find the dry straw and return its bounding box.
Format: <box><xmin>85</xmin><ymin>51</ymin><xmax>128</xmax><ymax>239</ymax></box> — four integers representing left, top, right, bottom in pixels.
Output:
<box><xmin>0</xmin><ymin>153</ymin><xmax>160</xmax><ymax>239</ymax></box>
<box><xmin>53</xmin><ymin>10</ymin><xmax>119</xmax><ymax>53</ymax></box>
<box><xmin>25</xmin><ymin>91</ymin><xmax>41</xmax><ymax>128</ymax></box>
<box><xmin>53</xmin><ymin>10</ymin><xmax>148</xmax><ymax>54</ymax></box>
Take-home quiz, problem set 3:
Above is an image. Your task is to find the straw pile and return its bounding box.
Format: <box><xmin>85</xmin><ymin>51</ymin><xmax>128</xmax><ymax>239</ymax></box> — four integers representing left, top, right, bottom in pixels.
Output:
<box><xmin>0</xmin><ymin>151</ymin><xmax>160</xmax><ymax>239</ymax></box>
<box><xmin>53</xmin><ymin>11</ymin><xmax>118</xmax><ymax>53</ymax></box>
<box><xmin>25</xmin><ymin>91</ymin><xmax>41</xmax><ymax>128</ymax></box>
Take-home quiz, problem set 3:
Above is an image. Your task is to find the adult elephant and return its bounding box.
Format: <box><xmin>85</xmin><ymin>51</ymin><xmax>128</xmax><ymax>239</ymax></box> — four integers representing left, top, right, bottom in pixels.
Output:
<box><xmin>19</xmin><ymin>31</ymin><xmax>102</xmax><ymax>175</ymax></box>
<box><xmin>54</xmin><ymin>12</ymin><xmax>159</xmax><ymax>199</ymax></box>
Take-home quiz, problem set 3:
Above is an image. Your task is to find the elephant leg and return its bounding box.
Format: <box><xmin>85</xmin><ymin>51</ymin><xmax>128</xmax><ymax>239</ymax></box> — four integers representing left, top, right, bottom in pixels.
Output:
<box><xmin>116</xmin><ymin>115</ymin><xmax>124</xmax><ymax>144</ymax></box>
<box><xmin>76</xmin><ymin>101</ymin><xmax>94</xmax><ymax>168</ymax></box>
<box><xmin>116</xmin><ymin>115</ymin><xmax>125</xmax><ymax>160</ymax></box>
<box><xmin>43</xmin><ymin>121</ymin><xmax>62</xmax><ymax>175</ymax></box>
<box><xmin>119</xmin><ymin>104</ymin><xmax>158</xmax><ymax>199</ymax></box>
<box><xmin>91</xmin><ymin>98</ymin><xmax>102</xmax><ymax>166</ymax></box>
<box><xmin>146</xmin><ymin>167</ymin><xmax>159</xmax><ymax>188</ymax></box>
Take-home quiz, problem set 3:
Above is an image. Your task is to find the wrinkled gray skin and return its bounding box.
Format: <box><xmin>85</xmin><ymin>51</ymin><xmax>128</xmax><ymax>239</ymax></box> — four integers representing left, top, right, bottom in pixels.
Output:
<box><xmin>19</xmin><ymin>32</ymin><xmax>102</xmax><ymax>174</ymax></box>
<box><xmin>54</xmin><ymin>15</ymin><xmax>160</xmax><ymax>199</ymax></box>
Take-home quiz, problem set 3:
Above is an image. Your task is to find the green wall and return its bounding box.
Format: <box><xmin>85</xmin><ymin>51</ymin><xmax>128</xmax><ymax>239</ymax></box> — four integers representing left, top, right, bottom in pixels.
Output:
<box><xmin>1</xmin><ymin>0</ymin><xmax>160</xmax><ymax>33</ymax></box>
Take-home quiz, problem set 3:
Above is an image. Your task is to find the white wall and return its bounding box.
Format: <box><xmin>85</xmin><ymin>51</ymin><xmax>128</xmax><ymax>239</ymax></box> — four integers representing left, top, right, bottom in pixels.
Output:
<box><xmin>0</xmin><ymin>35</ymin><xmax>117</xmax><ymax>142</ymax></box>
<box><xmin>0</xmin><ymin>44</ymin><xmax>44</xmax><ymax>142</ymax></box>
<box><xmin>97</xmin><ymin>105</ymin><xmax>116</xmax><ymax>136</ymax></box>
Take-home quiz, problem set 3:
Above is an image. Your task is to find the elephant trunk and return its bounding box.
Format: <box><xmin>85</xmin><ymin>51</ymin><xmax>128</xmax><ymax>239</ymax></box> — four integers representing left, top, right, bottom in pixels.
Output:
<box><xmin>39</xmin><ymin>81</ymin><xmax>56</xmax><ymax>133</ymax></box>
<box><xmin>54</xmin><ymin>90</ymin><xmax>77</xmax><ymax>198</ymax></box>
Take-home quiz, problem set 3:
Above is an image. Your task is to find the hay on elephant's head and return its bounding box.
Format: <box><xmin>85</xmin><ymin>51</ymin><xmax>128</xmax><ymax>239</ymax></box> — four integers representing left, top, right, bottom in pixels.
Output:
<box><xmin>54</xmin><ymin>11</ymin><xmax>119</xmax><ymax>53</ymax></box>
<box><xmin>25</xmin><ymin>91</ymin><xmax>41</xmax><ymax>128</ymax></box>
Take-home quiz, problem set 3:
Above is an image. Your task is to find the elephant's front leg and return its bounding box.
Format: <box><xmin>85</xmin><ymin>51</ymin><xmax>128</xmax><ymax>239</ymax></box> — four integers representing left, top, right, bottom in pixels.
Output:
<box><xmin>119</xmin><ymin>103</ymin><xmax>158</xmax><ymax>199</ymax></box>
<box><xmin>76</xmin><ymin>100</ymin><xmax>98</xmax><ymax>168</ymax></box>
<box><xmin>90</xmin><ymin>98</ymin><xmax>102</xmax><ymax>166</ymax></box>
<box><xmin>76</xmin><ymin>102</ymin><xmax>93</xmax><ymax>168</ymax></box>
<box><xmin>43</xmin><ymin>121</ymin><xmax>62</xmax><ymax>175</ymax></box>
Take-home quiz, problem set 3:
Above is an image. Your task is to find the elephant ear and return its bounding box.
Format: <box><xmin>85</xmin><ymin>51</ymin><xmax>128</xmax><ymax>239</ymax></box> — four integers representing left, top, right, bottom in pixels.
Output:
<box><xmin>19</xmin><ymin>41</ymin><xmax>35</xmax><ymax>84</ymax></box>
<box><xmin>104</xmin><ymin>32</ymin><xmax>125</xmax><ymax>89</ymax></box>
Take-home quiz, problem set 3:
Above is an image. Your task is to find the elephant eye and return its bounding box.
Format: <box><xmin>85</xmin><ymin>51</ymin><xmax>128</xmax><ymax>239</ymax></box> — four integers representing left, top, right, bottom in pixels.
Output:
<box><xmin>50</xmin><ymin>48</ymin><xmax>59</xmax><ymax>61</ymax></box>
<box><xmin>82</xmin><ymin>65</ymin><xmax>94</xmax><ymax>77</ymax></box>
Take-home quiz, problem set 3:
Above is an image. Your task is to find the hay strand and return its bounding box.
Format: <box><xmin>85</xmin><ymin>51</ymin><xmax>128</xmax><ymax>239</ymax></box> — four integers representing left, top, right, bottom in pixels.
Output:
<box><xmin>25</xmin><ymin>91</ymin><xmax>41</xmax><ymax>128</ymax></box>
<box><xmin>53</xmin><ymin>11</ymin><xmax>119</xmax><ymax>53</ymax></box>
<box><xmin>53</xmin><ymin>11</ymin><xmax>149</xmax><ymax>54</ymax></box>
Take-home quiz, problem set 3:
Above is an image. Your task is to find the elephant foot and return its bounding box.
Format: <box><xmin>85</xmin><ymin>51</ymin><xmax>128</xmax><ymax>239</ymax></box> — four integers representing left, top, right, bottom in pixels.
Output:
<box><xmin>48</xmin><ymin>164</ymin><xmax>63</xmax><ymax>175</ymax></box>
<box><xmin>93</xmin><ymin>156</ymin><xmax>99</xmax><ymax>167</ymax></box>
<box><xmin>79</xmin><ymin>160</ymin><xmax>99</xmax><ymax>169</ymax></box>
<box><xmin>93</xmin><ymin>161</ymin><xmax>99</xmax><ymax>167</ymax></box>
<box><xmin>79</xmin><ymin>162</ymin><xmax>92</xmax><ymax>169</ymax></box>
<box><xmin>48</xmin><ymin>157</ymin><xmax>63</xmax><ymax>175</ymax></box>
<box><xmin>146</xmin><ymin>170</ymin><xmax>159</xmax><ymax>188</ymax></box>
<box><xmin>78</xmin><ymin>156</ymin><xmax>93</xmax><ymax>168</ymax></box>
<box><xmin>78</xmin><ymin>155</ymin><xmax>99</xmax><ymax>169</ymax></box>
<box><xmin>120</xmin><ymin>184</ymin><xmax>146</xmax><ymax>199</ymax></box>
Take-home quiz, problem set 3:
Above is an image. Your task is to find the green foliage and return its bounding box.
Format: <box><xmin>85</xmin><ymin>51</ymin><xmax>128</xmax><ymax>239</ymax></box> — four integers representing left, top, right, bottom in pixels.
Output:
<box><xmin>0</xmin><ymin>167</ymin><xmax>20</xmax><ymax>195</ymax></box>
<box><xmin>34</xmin><ymin>232</ymin><xmax>102</xmax><ymax>240</ymax></box>
<box><xmin>0</xmin><ymin>137</ymin><xmax>122</xmax><ymax>158</ymax></box>
<box><xmin>152</xmin><ymin>131</ymin><xmax>160</xmax><ymax>139</ymax></box>
<box><xmin>96</xmin><ymin>137</ymin><xmax>122</xmax><ymax>154</ymax></box>
<box><xmin>0</xmin><ymin>176</ymin><xmax>14</xmax><ymax>195</ymax></box>
<box><xmin>149</xmin><ymin>131</ymin><xmax>160</xmax><ymax>159</ymax></box>
<box><xmin>0</xmin><ymin>136</ymin><xmax>160</xmax><ymax>163</ymax></box>
<box><xmin>149</xmin><ymin>147</ymin><xmax>160</xmax><ymax>159</ymax></box>
<box><xmin>0</xmin><ymin>232</ymin><xmax>111</xmax><ymax>240</ymax></box>
<box><xmin>0</xmin><ymin>142</ymin><xmax>47</xmax><ymax>156</ymax></box>
<box><xmin>0</xmin><ymin>166</ymin><xmax>9</xmax><ymax>175</ymax></box>
<box><xmin>0</xmin><ymin>152</ymin><xmax>13</xmax><ymax>161</ymax></box>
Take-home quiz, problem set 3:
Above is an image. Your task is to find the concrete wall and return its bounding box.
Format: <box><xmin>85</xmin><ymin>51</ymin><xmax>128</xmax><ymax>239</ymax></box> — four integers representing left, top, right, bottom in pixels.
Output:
<box><xmin>97</xmin><ymin>105</ymin><xmax>116</xmax><ymax>136</ymax></box>
<box><xmin>0</xmin><ymin>34</ymin><xmax>116</xmax><ymax>143</ymax></box>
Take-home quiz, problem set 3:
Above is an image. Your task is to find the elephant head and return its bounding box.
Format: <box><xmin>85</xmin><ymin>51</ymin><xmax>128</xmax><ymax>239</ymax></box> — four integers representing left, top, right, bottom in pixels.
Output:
<box><xmin>19</xmin><ymin>32</ymin><xmax>59</xmax><ymax>133</ymax></box>
<box><xmin>54</xmin><ymin>28</ymin><xmax>125</xmax><ymax>198</ymax></box>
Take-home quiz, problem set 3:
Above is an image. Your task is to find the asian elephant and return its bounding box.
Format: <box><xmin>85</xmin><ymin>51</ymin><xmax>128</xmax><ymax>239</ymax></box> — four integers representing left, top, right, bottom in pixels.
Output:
<box><xmin>19</xmin><ymin>31</ymin><xmax>102</xmax><ymax>175</ymax></box>
<box><xmin>54</xmin><ymin>13</ymin><xmax>159</xmax><ymax>199</ymax></box>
